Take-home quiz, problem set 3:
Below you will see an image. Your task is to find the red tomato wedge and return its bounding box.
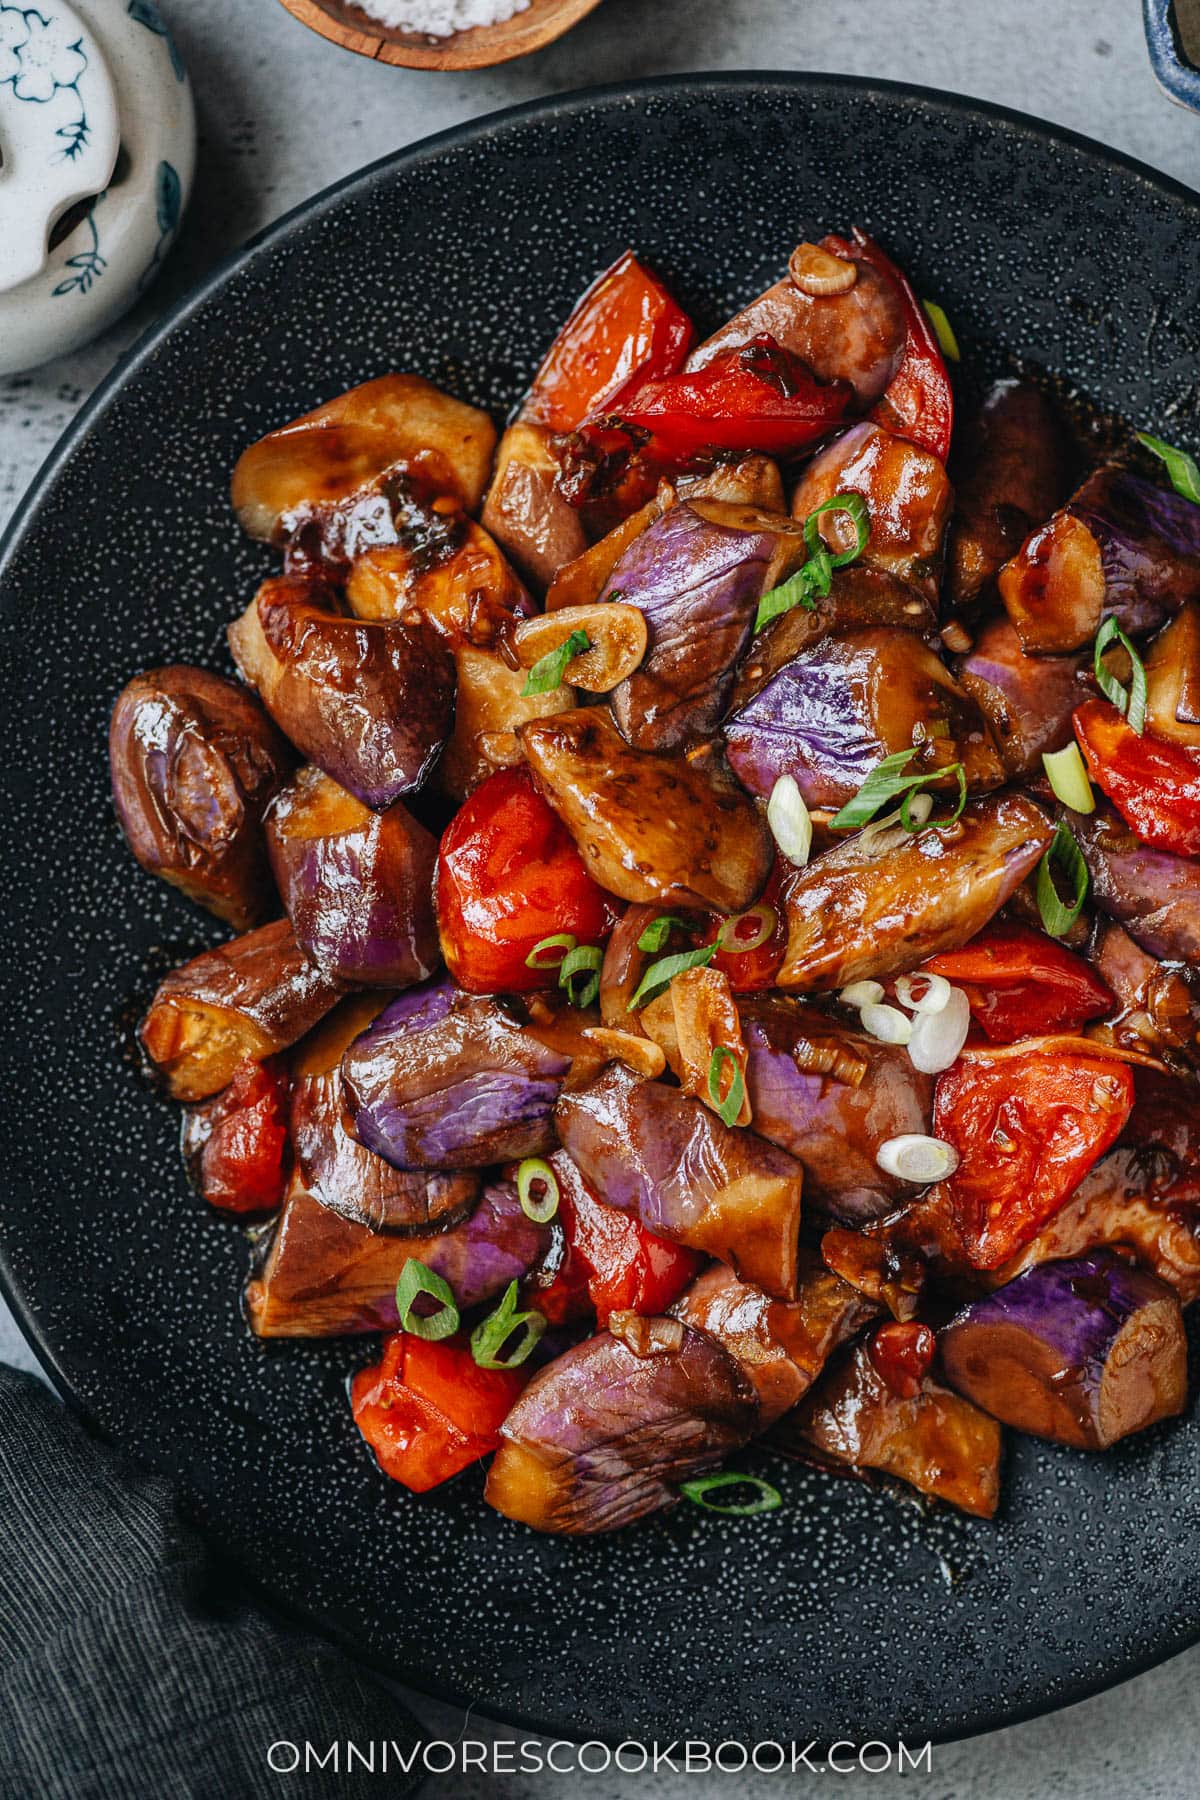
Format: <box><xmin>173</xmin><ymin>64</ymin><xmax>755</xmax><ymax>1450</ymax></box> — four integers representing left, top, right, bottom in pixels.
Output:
<box><xmin>868</xmin><ymin>1320</ymin><xmax>936</xmax><ymax>1400</ymax></box>
<box><xmin>435</xmin><ymin>765</ymin><xmax>618</xmax><ymax>994</ymax></box>
<box><xmin>1074</xmin><ymin>698</ymin><xmax>1200</xmax><ymax>858</ymax></box>
<box><xmin>923</xmin><ymin>922</ymin><xmax>1113</xmax><ymax>1043</ymax></box>
<box><xmin>827</xmin><ymin>229</ymin><xmax>953</xmax><ymax>462</ymax></box>
<box><xmin>351</xmin><ymin>1333</ymin><xmax>526</xmax><ymax>1493</ymax></box>
<box><xmin>186</xmin><ymin>1057</ymin><xmax>289</xmax><ymax>1213</ymax></box>
<box><xmin>933</xmin><ymin>1050</ymin><xmax>1134</xmax><ymax>1269</ymax></box>
<box><xmin>528</xmin><ymin>1150</ymin><xmax>701</xmax><ymax>1328</ymax></box>
<box><xmin>521</xmin><ymin>249</ymin><xmax>693</xmax><ymax>436</ymax></box>
<box><xmin>613</xmin><ymin>334</ymin><xmax>852</xmax><ymax>463</ymax></box>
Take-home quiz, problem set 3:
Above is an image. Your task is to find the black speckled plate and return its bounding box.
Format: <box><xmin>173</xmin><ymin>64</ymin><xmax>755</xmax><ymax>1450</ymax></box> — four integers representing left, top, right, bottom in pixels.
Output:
<box><xmin>2</xmin><ymin>75</ymin><xmax>1199</xmax><ymax>1749</ymax></box>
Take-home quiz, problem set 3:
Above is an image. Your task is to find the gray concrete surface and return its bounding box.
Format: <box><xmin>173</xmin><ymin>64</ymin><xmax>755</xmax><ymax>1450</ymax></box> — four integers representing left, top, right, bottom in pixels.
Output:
<box><xmin>1</xmin><ymin>0</ymin><xmax>1198</xmax><ymax>1791</ymax></box>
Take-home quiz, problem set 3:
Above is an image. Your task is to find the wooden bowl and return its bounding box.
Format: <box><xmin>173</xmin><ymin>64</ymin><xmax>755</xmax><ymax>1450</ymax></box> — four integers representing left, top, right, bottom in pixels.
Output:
<box><xmin>277</xmin><ymin>0</ymin><xmax>603</xmax><ymax>69</ymax></box>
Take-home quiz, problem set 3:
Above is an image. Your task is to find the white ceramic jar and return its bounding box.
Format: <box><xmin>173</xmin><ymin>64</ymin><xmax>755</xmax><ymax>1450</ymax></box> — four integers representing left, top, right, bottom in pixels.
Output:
<box><xmin>0</xmin><ymin>0</ymin><xmax>195</xmax><ymax>375</ymax></box>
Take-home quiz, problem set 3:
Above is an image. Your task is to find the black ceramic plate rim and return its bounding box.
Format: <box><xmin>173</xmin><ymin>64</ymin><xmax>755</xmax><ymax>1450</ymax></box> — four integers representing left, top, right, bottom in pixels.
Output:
<box><xmin>2</xmin><ymin>72</ymin><xmax>1200</xmax><ymax>1749</ymax></box>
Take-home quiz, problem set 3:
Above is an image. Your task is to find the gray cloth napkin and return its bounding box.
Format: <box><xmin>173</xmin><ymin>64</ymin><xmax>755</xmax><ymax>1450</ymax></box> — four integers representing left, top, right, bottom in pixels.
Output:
<box><xmin>0</xmin><ymin>1367</ymin><xmax>423</xmax><ymax>1799</ymax></box>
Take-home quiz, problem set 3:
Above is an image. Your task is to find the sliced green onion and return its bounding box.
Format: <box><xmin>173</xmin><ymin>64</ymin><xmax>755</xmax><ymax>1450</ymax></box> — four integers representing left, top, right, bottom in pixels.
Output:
<box><xmin>767</xmin><ymin>772</ymin><xmax>812</xmax><ymax>865</ymax></box>
<box><xmin>470</xmin><ymin>1280</ymin><xmax>546</xmax><ymax>1371</ymax></box>
<box><xmin>754</xmin><ymin>565</ymin><xmax>818</xmax><ymax>633</ymax></box>
<box><xmin>516</xmin><ymin>1157</ymin><xmax>560</xmax><ymax>1223</ymax></box>
<box><xmin>395</xmin><ymin>1259</ymin><xmax>460</xmax><ymax>1342</ymax></box>
<box><xmin>521</xmin><ymin>627</ymin><xmax>590</xmax><ymax>697</ymax></box>
<box><xmin>558</xmin><ymin>942</ymin><xmax>602</xmax><ymax>1009</ymax></box>
<box><xmin>637</xmin><ymin>913</ymin><xmax>687</xmax><ymax>954</ymax></box>
<box><xmin>1137</xmin><ymin>431</ymin><xmax>1200</xmax><ymax>505</ymax></box>
<box><xmin>1093</xmin><ymin>617</ymin><xmax>1146</xmax><ymax>734</ymax></box>
<box><xmin>717</xmin><ymin>903</ymin><xmax>778</xmax><ymax>955</ymax></box>
<box><xmin>1042</xmin><ymin>742</ymin><xmax>1095</xmax><ymax>814</ymax></box>
<box><xmin>923</xmin><ymin>299</ymin><xmax>960</xmax><ymax>362</ymax></box>
<box><xmin>525</xmin><ymin>932</ymin><xmax>577</xmax><ymax>971</ymax></box>
<box><xmin>679</xmin><ymin>1472</ymin><xmax>783</xmax><ymax>1517</ymax></box>
<box><xmin>707</xmin><ymin>1046</ymin><xmax>746</xmax><ymax>1128</ymax></box>
<box><xmin>627</xmin><ymin>940</ymin><xmax>719</xmax><ymax>1011</ymax></box>
<box><xmin>1036</xmin><ymin>820</ymin><xmax>1089</xmax><ymax>938</ymax></box>
<box><xmin>831</xmin><ymin>748</ymin><xmax>965</xmax><ymax>834</ymax></box>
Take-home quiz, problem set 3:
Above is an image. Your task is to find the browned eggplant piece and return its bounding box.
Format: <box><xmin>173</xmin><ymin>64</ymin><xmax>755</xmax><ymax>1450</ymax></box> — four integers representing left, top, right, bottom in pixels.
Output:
<box><xmin>672</xmin><ymin>1257</ymin><xmax>878</xmax><ymax>1425</ymax></box>
<box><xmin>288</xmin><ymin>995</ymin><xmax>477</xmax><ymax>1234</ymax></box>
<box><xmin>438</xmin><ymin>644</ymin><xmax>574</xmax><ymax>805</ymax></box>
<box><xmin>600</xmin><ymin>501</ymin><xmax>780</xmax><ymax>752</ymax></box>
<box><xmin>484</xmin><ymin>1321</ymin><xmax>758</xmax><ymax>1534</ymax></box>
<box><xmin>109</xmin><ymin>666</ymin><xmax>294</xmax><ymax>929</ymax></box>
<box><xmin>725</xmin><ymin>625</ymin><xmax>1003</xmax><ymax>808</ymax></box>
<box><xmin>686</xmin><ymin>241</ymin><xmax>906</xmax><ymax>405</ymax></box>
<box><xmin>246</xmin><ymin>1175</ymin><xmax>550</xmax><ymax>1338</ymax></box>
<box><xmin>481</xmin><ymin>422</ymin><xmax>588</xmax><ymax>592</ymax></box>
<box><xmin>778</xmin><ymin>793</ymin><xmax>1052</xmax><ymax>991</ymax></box>
<box><xmin>345</xmin><ymin>516</ymin><xmax>531</xmax><ymax>649</ymax></box>
<box><xmin>955</xmin><ymin>614</ymin><xmax>1090</xmax><ymax>778</ymax></box>
<box><xmin>1143</xmin><ymin>601</ymin><xmax>1200</xmax><ymax>748</ymax></box>
<box><xmin>999</xmin><ymin>465</ymin><xmax>1200</xmax><ymax>653</ymax></box>
<box><xmin>738</xmin><ymin>1001</ymin><xmax>933</xmax><ymax>1222</ymax></box>
<box><xmin>989</xmin><ymin>1146</ymin><xmax>1200</xmax><ymax>1302</ymax></box>
<box><xmin>820</xmin><ymin>1228</ymin><xmax>925</xmax><ymax>1321</ymax></box>
<box><xmin>945</xmin><ymin>379</ymin><xmax>1069</xmax><ymax>609</ymax></box>
<box><xmin>265</xmin><ymin>765</ymin><xmax>438</xmax><ymax>988</ymax></box>
<box><xmin>775</xmin><ymin>1343</ymin><xmax>1002</xmax><ymax>1518</ymax></box>
<box><xmin>342</xmin><ymin>975</ymin><xmax>570</xmax><ymax>1170</ymax></box>
<box><xmin>940</xmin><ymin>1251</ymin><xmax>1187</xmax><ymax>1450</ymax></box>
<box><xmin>1088</xmin><ymin>919</ymin><xmax>1200</xmax><ymax>1066</ymax></box>
<box><xmin>228</xmin><ymin>574</ymin><xmax>455</xmax><ymax>810</ymax></box>
<box><xmin>790</xmin><ymin>422</ymin><xmax>953</xmax><ymax>607</ymax></box>
<box><xmin>140</xmin><ymin>918</ymin><xmax>347</xmax><ymax>1102</ymax></box>
<box><xmin>230</xmin><ymin>374</ymin><xmax>497</xmax><ymax>543</ymax></box>
<box><xmin>556</xmin><ymin>1061</ymin><xmax>804</xmax><ymax>1298</ymax></box>
<box><xmin>544</xmin><ymin>500</ymin><xmax>659</xmax><ymax>612</ymax></box>
<box><xmin>677</xmin><ymin>455</ymin><xmax>786</xmax><ymax>513</ymax></box>
<box><xmin>1071</xmin><ymin>803</ymin><xmax>1200</xmax><ymax>966</ymax></box>
<box><xmin>519</xmin><ymin>711</ymin><xmax>772</xmax><ymax>911</ymax></box>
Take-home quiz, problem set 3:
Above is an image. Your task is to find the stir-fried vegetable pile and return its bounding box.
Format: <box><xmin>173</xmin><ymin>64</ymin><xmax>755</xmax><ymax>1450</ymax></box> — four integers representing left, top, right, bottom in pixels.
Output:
<box><xmin>111</xmin><ymin>234</ymin><xmax>1200</xmax><ymax>1533</ymax></box>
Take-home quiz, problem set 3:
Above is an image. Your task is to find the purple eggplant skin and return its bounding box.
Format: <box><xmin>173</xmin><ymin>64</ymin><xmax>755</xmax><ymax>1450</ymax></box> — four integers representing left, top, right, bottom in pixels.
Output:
<box><xmin>246</xmin><ymin>1177</ymin><xmax>549</xmax><ymax>1338</ymax></box>
<box><xmin>601</xmin><ymin>501</ymin><xmax>775</xmax><ymax>752</ymax></box>
<box><xmin>778</xmin><ymin>792</ymin><xmax>1052</xmax><ymax>991</ymax></box>
<box><xmin>999</xmin><ymin>466</ymin><xmax>1200</xmax><ymax>654</ymax></box>
<box><xmin>790</xmin><ymin>422</ymin><xmax>953</xmax><ymax>608</ymax></box>
<box><xmin>1070</xmin><ymin>803</ymin><xmax>1200</xmax><ymax>965</ymax></box>
<box><xmin>555</xmin><ymin>1061</ymin><xmax>804</xmax><ymax>1299</ymax></box>
<box><xmin>671</xmin><ymin>1257</ymin><xmax>878</xmax><ymax>1425</ymax></box>
<box><xmin>725</xmin><ymin>626</ymin><xmax>1003</xmax><ymax>808</ymax></box>
<box><xmin>946</xmin><ymin>378</ymin><xmax>1069</xmax><ymax>610</ymax></box>
<box><xmin>939</xmin><ymin>1250</ymin><xmax>1188</xmax><ymax>1450</ymax></box>
<box><xmin>265</xmin><ymin>764</ymin><xmax>438</xmax><ymax>987</ymax></box>
<box><xmin>956</xmin><ymin>615</ymin><xmax>1091</xmax><ymax>778</ymax></box>
<box><xmin>341</xmin><ymin>975</ymin><xmax>569</xmax><ymax>1171</ymax></box>
<box><xmin>739</xmin><ymin>1001</ymin><xmax>933</xmax><ymax>1223</ymax></box>
<box><xmin>484</xmin><ymin>1322</ymin><xmax>758</xmax><ymax>1534</ymax></box>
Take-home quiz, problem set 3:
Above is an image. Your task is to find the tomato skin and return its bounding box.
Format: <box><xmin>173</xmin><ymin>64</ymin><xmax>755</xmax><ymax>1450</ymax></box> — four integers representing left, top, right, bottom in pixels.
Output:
<box><xmin>614</xmin><ymin>335</ymin><xmax>852</xmax><ymax>463</ymax></box>
<box><xmin>933</xmin><ymin>1051</ymin><xmax>1134</xmax><ymax>1269</ymax></box>
<box><xmin>522</xmin><ymin>250</ymin><xmax>693</xmax><ymax>437</ymax></box>
<box><xmin>351</xmin><ymin>1333</ymin><xmax>526</xmax><ymax>1494</ymax></box>
<box><xmin>827</xmin><ymin>230</ymin><xmax>953</xmax><ymax>462</ymax></box>
<box><xmin>528</xmin><ymin>1151</ymin><xmax>701</xmax><ymax>1328</ymax></box>
<box><xmin>435</xmin><ymin>766</ymin><xmax>618</xmax><ymax>994</ymax></box>
<box><xmin>1074</xmin><ymin>698</ymin><xmax>1200</xmax><ymax>858</ymax></box>
<box><xmin>701</xmin><ymin>863</ymin><xmax>788</xmax><ymax>993</ymax></box>
<box><xmin>868</xmin><ymin>1320</ymin><xmax>936</xmax><ymax>1400</ymax></box>
<box><xmin>184</xmin><ymin>1058</ymin><xmax>289</xmax><ymax>1213</ymax></box>
<box><xmin>923</xmin><ymin>923</ymin><xmax>1113</xmax><ymax>1043</ymax></box>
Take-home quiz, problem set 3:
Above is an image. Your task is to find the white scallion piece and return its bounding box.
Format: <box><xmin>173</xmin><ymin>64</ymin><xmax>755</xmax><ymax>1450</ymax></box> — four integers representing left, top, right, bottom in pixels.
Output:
<box><xmin>907</xmin><ymin>984</ymin><xmax>971</xmax><ymax>1072</ymax></box>
<box><xmin>767</xmin><ymin>774</ymin><xmax>812</xmax><ymax>866</ymax></box>
<box><xmin>840</xmin><ymin>979</ymin><xmax>885</xmax><ymax>1008</ymax></box>
<box><xmin>876</xmin><ymin>1133</ymin><xmax>960</xmax><ymax>1182</ymax></box>
<box><xmin>860</xmin><ymin>1002</ymin><xmax>913</xmax><ymax>1046</ymax></box>
<box><xmin>894</xmin><ymin>972</ymin><xmax>952</xmax><ymax>1015</ymax></box>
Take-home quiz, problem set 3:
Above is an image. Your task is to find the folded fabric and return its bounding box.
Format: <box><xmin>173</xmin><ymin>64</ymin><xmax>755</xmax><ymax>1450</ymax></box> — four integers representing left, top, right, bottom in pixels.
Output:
<box><xmin>0</xmin><ymin>1367</ymin><xmax>423</xmax><ymax>1799</ymax></box>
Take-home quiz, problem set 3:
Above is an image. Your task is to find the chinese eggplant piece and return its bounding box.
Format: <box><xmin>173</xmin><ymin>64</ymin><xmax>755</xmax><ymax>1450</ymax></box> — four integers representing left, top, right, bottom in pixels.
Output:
<box><xmin>109</xmin><ymin>665</ymin><xmax>294</xmax><ymax>929</ymax></box>
<box><xmin>141</xmin><ymin>918</ymin><xmax>346</xmax><ymax>1102</ymax></box>
<box><xmin>940</xmin><ymin>1250</ymin><xmax>1187</xmax><ymax>1448</ymax></box>
<box><xmin>945</xmin><ymin>378</ymin><xmax>1069</xmax><ymax>609</ymax></box>
<box><xmin>955</xmin><ymin>615</ymin><xmax>1090</xmax><ymax>778</ymax></box>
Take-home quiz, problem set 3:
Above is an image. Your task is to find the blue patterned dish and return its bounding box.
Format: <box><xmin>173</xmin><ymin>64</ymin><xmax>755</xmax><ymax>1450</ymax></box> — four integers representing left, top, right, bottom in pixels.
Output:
<box><xmin>1144</xmin><ymin>0</ymin><xmax>1200</xmax><ymax>111</ymax></box>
